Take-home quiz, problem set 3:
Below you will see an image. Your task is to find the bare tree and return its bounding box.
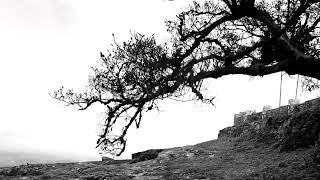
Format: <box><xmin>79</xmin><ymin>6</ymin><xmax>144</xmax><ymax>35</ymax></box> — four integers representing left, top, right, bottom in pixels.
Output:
<box><xmin>52</xmin><ymin>0</ymin><xmax>320</xmax><ymax>156</ymax></box>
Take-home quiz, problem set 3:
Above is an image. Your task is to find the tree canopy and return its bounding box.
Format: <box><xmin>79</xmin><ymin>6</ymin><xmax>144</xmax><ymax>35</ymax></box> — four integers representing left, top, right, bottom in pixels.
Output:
<box><xmin>52</xmin><ymin>0</ymin><xmax>320</xmax><ymax>156</ymax></box>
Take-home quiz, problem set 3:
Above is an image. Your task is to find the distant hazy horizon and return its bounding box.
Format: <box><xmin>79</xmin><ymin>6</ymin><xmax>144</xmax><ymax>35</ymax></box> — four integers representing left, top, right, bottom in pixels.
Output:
<box><xmin>0</xmin><ymin>149</ymin><xmax>100</xmax><ymax>168</ymax></box>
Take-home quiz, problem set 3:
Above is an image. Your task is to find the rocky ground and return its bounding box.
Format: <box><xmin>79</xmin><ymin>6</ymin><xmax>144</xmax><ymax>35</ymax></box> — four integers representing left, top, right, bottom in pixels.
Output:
<box><xmin>1</xmin><ymin>106</ymin><xmax>320</xmax><ymax>179</ymax></box>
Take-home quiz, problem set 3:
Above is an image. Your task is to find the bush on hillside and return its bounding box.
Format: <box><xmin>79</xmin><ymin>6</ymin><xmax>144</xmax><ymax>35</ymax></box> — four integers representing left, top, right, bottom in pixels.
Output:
<box><xmin>278</xmin><ymin>106</ymin><xmax>320</xmax><ymax>151</ymax></box>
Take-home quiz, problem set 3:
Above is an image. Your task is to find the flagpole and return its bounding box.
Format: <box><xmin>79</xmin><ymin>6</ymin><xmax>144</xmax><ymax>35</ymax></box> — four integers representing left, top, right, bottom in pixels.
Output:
<box><xmin>279</xmin><ymin>72</ymin><xmax>283</xmax><ymax>107</ymax></box>
<box><xmin>295</xmin><ymin>75</ymin><xmax>299</xmax><ymax>100</ymax></box>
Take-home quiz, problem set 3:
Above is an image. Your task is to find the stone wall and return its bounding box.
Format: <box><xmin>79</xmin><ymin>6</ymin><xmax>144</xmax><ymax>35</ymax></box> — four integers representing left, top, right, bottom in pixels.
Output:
<box><xmin>234</xmin><ymin>97</ymin><xmax>320</xmax><ymax>126</ymax></box>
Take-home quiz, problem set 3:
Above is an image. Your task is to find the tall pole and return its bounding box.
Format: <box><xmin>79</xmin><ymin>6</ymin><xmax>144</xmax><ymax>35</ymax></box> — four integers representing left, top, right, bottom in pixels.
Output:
<box><xmin>279</xmin><ymin>72</ymin><xmax>283</xmax><ymax>107</ymax></box>
<box><xmin>318</xmin><ymin>80</ymin><xmax>320</xmax><ymax>97</ymax></box>
<box><xmin>295</xmin><ymin>75</ymin><xmax>299</xmax><ymax>100</ymax></box>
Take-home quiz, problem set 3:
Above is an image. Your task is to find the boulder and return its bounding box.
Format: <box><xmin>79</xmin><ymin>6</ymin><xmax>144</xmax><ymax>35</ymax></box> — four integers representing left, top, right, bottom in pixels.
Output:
<box><xmin>131</xmin><ymin>149</ymin><xmax>163</xmax><ymax>163</ymax></box>
<box><xmin>101</xmin><ymin>156</ymin><xmax>113</xmax><ymax>162</ymax></box>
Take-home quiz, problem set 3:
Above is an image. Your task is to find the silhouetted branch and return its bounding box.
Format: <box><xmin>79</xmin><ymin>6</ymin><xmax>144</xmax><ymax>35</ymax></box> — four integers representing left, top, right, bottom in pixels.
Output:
<box><xmin>53</xmin><ymin>0</ymin><xmax>320</xmax><ymax>156</ymax></box>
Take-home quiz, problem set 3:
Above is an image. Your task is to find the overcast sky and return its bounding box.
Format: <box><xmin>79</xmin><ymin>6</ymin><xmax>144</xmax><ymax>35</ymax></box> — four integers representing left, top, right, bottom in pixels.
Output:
<box><xmin>0</xmin><ymin>0</ymin><xmax>319</xmax><ymax>161</ymax></box>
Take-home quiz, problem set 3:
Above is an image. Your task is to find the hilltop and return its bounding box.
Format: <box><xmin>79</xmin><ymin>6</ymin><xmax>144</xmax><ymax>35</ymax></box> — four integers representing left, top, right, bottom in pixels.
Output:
<box><xmin>1</xmin><ymin>99</ymin><xmax>320</xmax><ymax>180</ymax></box>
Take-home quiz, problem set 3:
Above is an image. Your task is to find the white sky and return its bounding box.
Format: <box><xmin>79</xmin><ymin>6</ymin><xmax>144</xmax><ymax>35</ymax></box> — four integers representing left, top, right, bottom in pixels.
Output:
<box><xmin>0</xmin><ymin>0</ymin><xmax>319</xmax><ymax>161</ymax></box>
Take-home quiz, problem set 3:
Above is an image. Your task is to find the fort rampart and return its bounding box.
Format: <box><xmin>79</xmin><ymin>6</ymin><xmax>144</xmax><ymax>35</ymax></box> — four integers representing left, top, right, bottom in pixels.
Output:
<box><xmin>234</xmin><ymin>97</ymin><xmax>320</xmax><ymax>126</ymax></box>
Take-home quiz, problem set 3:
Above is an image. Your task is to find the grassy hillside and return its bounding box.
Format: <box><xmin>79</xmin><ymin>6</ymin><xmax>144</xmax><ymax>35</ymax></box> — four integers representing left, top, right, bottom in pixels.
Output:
<box><xmin>0</xmin><ymin>137</ymin><xmax>319</xmax><ymax>179</ymax></box>
<box><xmin>1</xmin><ymin>106</ymin><xmax>319</xmax><ymax>179</ymax></box>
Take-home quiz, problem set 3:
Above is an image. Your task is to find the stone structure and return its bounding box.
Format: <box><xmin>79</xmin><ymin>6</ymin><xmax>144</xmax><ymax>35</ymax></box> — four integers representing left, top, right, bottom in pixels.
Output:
<box><xmin>263</xmin><ymin>105</ymin><xmax>272</xmax><ymax>111</ymax></box>
<box><xmin>233</xmin><ymin>110</ymin><xmax>256</xmax><ymax>126</ymax></box>
<box><xmin>101</xmin><ymin>156</ymin><xmax>114</xmax><ymax>162</ymax></box>
<box><xmin>234</xmin><ymin>97</ymin><xmax>320</xmax><ymax>126</ymax></box>
<box><xmin>288</xmin><ymin>98</ymin><xmax>300</xmax><ymax>105</ymax></box>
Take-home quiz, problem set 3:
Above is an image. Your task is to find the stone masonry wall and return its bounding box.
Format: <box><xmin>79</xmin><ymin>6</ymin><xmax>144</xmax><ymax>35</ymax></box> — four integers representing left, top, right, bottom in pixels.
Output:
<box><xmin>234</xmin><ymin>97</ymin><xmax>320</xmax><ymax>126</ymax></box>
